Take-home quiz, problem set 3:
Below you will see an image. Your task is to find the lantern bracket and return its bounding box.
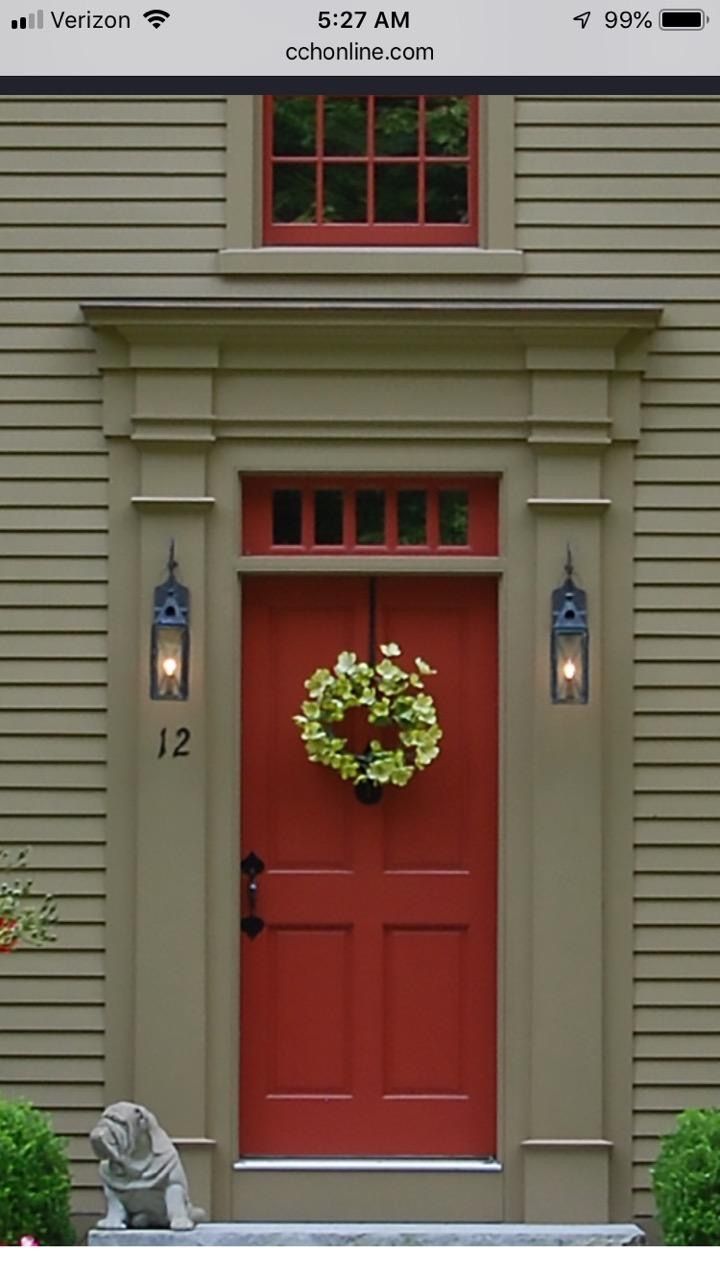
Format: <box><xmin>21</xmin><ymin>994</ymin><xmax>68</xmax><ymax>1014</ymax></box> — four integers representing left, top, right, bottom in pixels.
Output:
<box><xmin>551</xmin><ymin>545</ymin><xmax>588</xmax><ymax>634</ymax></box>
<box><xmin>153</xmin><ymin>539</ymin><xmax>189</xmax><ymax>629</ymax></box>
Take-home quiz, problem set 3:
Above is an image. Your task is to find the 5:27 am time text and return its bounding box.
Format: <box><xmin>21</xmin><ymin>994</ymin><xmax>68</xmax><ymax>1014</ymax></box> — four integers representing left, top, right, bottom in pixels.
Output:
<box><xmin>318</xmin><ymin>10</ymin><xmax>411</xmax><ymax>27</ymax></box>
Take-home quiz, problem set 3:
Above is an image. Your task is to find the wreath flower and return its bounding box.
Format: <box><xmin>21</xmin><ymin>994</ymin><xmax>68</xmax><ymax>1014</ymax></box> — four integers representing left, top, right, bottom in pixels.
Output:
<box><xmin>293</xmin><ymin>642</ymin><xmax>443</xmax><ymax>790</ymax></box>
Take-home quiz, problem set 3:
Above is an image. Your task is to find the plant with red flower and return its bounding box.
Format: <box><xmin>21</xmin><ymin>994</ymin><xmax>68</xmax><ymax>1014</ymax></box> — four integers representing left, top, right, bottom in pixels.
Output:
<box><xmin>0</xmin><ymin>917</ymin><xmax>20</xmax><ymax>953</ymax></box>
<box><xmin>0</xmin><ymin>848</ymin><xmax>57</xmax><ymax>953</ymax></box>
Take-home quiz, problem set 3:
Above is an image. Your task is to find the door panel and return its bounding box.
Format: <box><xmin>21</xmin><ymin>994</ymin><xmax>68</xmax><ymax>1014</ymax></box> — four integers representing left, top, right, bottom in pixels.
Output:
<box><xmin>240</xmin><ymin>575</ymin><xmax>497</xmax><ymax>1156</ymax></box>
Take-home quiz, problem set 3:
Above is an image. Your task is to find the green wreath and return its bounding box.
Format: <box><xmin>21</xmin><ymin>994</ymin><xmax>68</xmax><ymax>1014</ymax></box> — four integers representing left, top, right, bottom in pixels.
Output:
<box><xmin>293</xmin><ymin>642</ymin><xmax>443</xmax><ymax>789</ymax></box>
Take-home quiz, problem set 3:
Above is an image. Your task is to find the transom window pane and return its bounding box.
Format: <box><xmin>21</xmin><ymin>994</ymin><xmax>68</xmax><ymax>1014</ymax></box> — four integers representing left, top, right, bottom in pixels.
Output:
<box><xmin>266</xmin><ymin>95</ymin><xmax>478</xmax><ymax>246</ymax></box>
<box><xmin>439</xmin><ymin>491</ymin><xmax>469</xmax><ymax>545</ymax></box>
<box><xmin>356</xmin><ymin>490</ymin><xmax>385</xmax><ymax>545</ymax></box>
<box><xmin>272</xmin><ymin>489</ymin><xmax>302</xmax><ymax>545</ymax></box>
<box><xmin>314</xmin><ymin>490</ymin><xmax>344</xmax><ymax>545</ymax></box>
<box><xmin>398</xmin><ymin>491</ymin><xmax>427</xmax><ymax>545</ymax></box>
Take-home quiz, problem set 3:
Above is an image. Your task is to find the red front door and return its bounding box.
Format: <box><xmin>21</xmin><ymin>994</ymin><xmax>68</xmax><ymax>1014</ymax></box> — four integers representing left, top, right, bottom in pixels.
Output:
<box><xmin>240</xmin><ymin>575</ymin><xmax>497</xmax><ymax>1157</ymax></box>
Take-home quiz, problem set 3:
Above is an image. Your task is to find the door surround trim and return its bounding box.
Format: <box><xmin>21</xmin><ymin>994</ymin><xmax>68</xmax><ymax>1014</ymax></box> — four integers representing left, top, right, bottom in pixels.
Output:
<box><xmin>235</xmin><ymin>555</ymin><xmax>505</xmax><ymax>575</ymax></box>
<box><xmin>84</xmin><ymin>298</ymin><xmax>660</xmax><ymax>1225</ymax></box>
<box><xmin>234</xmin><ymin>1158</ymin><xmax>502</xmax><ymax>1172</ymax></box>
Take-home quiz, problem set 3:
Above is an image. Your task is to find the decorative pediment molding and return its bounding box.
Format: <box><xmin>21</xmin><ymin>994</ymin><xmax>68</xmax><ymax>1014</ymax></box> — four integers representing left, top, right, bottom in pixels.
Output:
<box><xmin>83</xmin><ymin>301</ymin><xmax>662</xmax><ymax>509</ymax></box>
<box><xmin>84</xmin><ymin>301</ymin><xmax>661</xmax><ymax>367</ymax></box>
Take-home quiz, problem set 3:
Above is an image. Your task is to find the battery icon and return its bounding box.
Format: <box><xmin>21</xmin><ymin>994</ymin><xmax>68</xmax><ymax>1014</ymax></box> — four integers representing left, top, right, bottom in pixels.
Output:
<box><xmin>659</xmin><ymin>8</ymin><xmax>706</xmax><ymax>26</ymax></box>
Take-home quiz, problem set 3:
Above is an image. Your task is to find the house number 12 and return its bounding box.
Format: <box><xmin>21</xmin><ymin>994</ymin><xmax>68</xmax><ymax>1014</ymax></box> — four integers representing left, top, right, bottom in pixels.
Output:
<box><xmin>157</xmin><ymin>728</ymin><xmax>192</xmax><ymax>759</ymax></box>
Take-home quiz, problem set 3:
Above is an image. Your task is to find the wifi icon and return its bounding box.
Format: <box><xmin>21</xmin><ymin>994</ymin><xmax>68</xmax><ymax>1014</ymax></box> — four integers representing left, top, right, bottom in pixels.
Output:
<box><xmin>143</xmin><ymin>7</ymin><xmax>169</xmax><ymax>26</ymax></box>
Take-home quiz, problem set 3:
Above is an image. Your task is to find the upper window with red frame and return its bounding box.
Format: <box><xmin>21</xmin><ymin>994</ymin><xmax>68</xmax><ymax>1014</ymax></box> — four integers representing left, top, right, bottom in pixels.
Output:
<box><xmin>264</xmin><ymin>95</ymin><xmax>479</xmax><ymax>247</ymax></box>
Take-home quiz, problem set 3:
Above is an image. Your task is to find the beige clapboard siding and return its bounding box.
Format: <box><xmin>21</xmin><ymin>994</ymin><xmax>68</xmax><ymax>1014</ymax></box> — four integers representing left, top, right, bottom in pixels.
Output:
<box><xmin>0</xmin><ymin>123</ymin><xmax>224</xmax><ymax>148</ymax></box>
<box><xmin>0</xmin><ymin>96</ymin><xmax>225</xmax><ymax>1214</ymax></box>
<box><xmin>518</xmin><ymin>95</ymin><xmax>720</xmax><ymax>1218</ymax></box>
<box><xmin>516</xmin><ymin>97</ymin><xmax>720</xmax><ymax>124</ymax></box>
<box><xmin>2</xmin><ymin>1004</ymin><xmax>104</xmax><ymax>1031</ymax></box>
<box><xmin>0</xmin><ymin>97</ymin><xmax>225</xmax><ymax>120</ymax></box>
<box><xmin>0</xmin><ymin>1031</ymin><xmax>104</xmax><ymax>1056</ymax></box>
<box><xmin>0</xmin><ymin>203</ymin><xmax>224</xmax><ymax>227</ymax></box>
<box><xmin>3</xmin><ymin>228</ymin><xmax>223</xmax><ymax>250</ymax></box>
<box><xmin>521</xmin><ymin>202</ymin><xmax>720</xmax><ymax>227</ymax></box>
<box><xmin>0</xmin><ymin>325</ymin><xmax>94</xmax><ymax>349</ymax></box>
<box><xmin>0</xmin><ymin>151</ymin><xmax>224</xmax><ymax>174</ymax></box>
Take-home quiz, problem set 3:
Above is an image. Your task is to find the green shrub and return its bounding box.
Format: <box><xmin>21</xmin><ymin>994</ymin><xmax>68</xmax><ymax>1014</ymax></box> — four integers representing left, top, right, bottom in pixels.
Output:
<box><xmin>652</xmin><ymin>1108</ymin><xmax>720</xmax><ymax>1245</ymax></box>
<box><xmin>0</xmin><ymin>1098</ymin><xmax>75</xmax><ymax>1245</ymax></box>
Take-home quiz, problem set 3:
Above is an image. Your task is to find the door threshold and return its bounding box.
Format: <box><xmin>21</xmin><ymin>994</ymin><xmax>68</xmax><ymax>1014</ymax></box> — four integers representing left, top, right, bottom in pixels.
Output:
<box><xmin>234</xmin><ymin>1157</ymin><xmax>501</xmax><ymax>1172</ymax></box>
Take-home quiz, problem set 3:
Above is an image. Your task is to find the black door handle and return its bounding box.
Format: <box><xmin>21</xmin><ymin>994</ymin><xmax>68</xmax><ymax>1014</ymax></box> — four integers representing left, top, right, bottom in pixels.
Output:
<box><xmin>241</xmin><ymin>851</ymin><xmax>265</xmax><ymax>939</ymax></box>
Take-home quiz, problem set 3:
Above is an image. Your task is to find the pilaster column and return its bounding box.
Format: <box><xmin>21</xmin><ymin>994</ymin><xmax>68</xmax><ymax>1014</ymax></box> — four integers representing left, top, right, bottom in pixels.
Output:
<box><xmin>522</xmin><ymin>347</ymin><xmax>614</xmax><ymax>1222</ymax></box>
<box><xmin>130</xmin><ymin>351</ymin><xmax>218</xmax><ymax>1208</ymax></box>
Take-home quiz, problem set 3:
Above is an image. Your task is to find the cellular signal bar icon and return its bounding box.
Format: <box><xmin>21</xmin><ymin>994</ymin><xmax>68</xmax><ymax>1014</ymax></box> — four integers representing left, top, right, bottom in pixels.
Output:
<box><xmin>11</xmin><ymin>7</ymin><xmax>44</xmax><ymax>26</ymax></box>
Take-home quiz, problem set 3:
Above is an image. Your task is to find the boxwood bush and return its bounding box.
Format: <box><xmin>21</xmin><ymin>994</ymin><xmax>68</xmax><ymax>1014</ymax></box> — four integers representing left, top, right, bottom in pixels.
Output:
<box><xmin>652</xmin><ymin>1108</ymin><xmax>720</xmax><ymax>1245</ymax></box>
<box><xmin>0</xmin><ymin>1098</ymin><xmax>75</xmax><ymax>1245</ymax></box>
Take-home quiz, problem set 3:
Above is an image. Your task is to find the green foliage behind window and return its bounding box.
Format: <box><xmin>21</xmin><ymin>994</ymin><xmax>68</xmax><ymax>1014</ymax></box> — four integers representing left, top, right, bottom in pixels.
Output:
<box><xmin>271</xmin><ymin>96</ymin><xmax>471</xmax><ymax>227</ymax></box>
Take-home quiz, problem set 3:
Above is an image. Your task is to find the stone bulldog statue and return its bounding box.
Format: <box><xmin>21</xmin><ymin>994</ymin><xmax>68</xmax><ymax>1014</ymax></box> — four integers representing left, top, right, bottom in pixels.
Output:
<box><xmin>90</xmin><ymin>1101</ymin><xmax>206</xmax><ymax>1231</ymax></box>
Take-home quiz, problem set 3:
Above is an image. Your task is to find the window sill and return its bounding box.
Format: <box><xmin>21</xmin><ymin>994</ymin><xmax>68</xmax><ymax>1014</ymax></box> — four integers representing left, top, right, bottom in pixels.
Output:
<box><xmin>217</xmin><ymin>248</ymin><xmax>525</xmax><ymax>277</ymax></box>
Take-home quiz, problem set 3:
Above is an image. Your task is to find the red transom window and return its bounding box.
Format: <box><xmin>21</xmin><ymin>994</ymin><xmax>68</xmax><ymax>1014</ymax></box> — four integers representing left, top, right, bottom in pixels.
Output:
<box><xmin>264</xmin><ymin>96</ymin><xmax>479</xmax><ymax>246</ymax></box>
<box><xmin>243</xmin><ymin>478</ymin><xmax>498</xmax><ymax>555</ymax></box>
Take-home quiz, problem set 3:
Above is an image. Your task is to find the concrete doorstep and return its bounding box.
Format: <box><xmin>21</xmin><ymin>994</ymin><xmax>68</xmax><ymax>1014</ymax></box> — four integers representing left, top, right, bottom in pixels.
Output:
<box><xmin>88</xmin><ymin>1222</ymin><xmax>646</xmax><ymax>1247</ymax></box>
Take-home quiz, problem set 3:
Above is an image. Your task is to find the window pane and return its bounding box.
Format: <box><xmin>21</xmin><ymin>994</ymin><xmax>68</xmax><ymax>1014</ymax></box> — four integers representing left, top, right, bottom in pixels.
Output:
<box><xmin>273</xmin><ymin>163</ymin><xmax>316</xmax><ymax>223</ymax></box>
<box><xmin>398</xmin><ymin>491</ymin><xmax>427</xmax><ymax>545</ymax></box>
<box><xmin>375</xmin><ymin>163</ymin><xmax>418</xmax><ymax>223</ymax></box>
<box><xmin>324</xmin><ymin>97</ymin><xmax>367</xmax><ymax>156</ymax></box>
<box><xmin>426</xmin><ymin>97</ymin><xmax>469</xmax><ymax>157</ymax></box>
<box><xmin>439</xmin><ymin>491</ymin><xmax>469</xmax><ymax>545</ymax></box>
<box><xmin>375</xmin><ymin>97</ymin><xmax>419</xmax><ymax>156</ymax></box>
<box><xmin>356</xmin><ymin>490</ymin><xmax>385</xmax><ymax>544</ymax></box>
<box><xmin>314</xmin><ymin>490</ymin><xmax>344</xmax><ymax>545</ymax></box>
<box><xmin>425</xmin><ymin>164</ymin><xmax>468</xmax><ymax>224</ymax></box>
<box><xmin>273</xmin><ymin>97</ymin><xmax>316</xmax><ymax>156</ymax></box>
<box><xmin>272</xmin><ymin>490</ymin><xmax>302</xmax><ymax>544</ymax></box>
<box><xmin>324</xmin><ymin>164</ymin><xmax>367</xmax><ymax>223</ymax></box>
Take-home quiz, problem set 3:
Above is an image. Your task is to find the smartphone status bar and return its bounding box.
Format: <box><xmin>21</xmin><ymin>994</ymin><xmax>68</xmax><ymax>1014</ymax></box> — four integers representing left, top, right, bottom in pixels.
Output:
<box><xmin>0</xmin><ymin>0</ymin><xmax>718</xmax><ymax>77</ymax></box>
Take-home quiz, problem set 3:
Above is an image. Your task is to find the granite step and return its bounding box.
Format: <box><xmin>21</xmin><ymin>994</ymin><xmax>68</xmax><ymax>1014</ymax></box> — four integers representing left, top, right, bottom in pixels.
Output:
<box><xmin>88</xmin><ymin>1222</ymin><xmax>646</xmax><ymax>1247</ymax></box>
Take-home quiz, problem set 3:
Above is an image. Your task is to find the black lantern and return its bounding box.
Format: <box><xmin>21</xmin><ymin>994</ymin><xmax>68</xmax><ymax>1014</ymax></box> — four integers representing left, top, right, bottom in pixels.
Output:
<box><xmin>150</xmin><ymin>541</ymin><xmax>190</xmax><ymax>700</ymax></box>
<box><xmin>551</xmin><ymin>547</ymin><xmax>588</xmax><ymax>704</ymax></box>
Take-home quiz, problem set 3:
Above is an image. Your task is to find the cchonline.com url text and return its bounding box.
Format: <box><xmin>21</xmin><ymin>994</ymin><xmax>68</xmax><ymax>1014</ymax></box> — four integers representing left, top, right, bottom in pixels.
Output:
<box><xmin>286</xmin><ymin>42</ymin><xmax>434</xmax><ymax>61</ymax></box>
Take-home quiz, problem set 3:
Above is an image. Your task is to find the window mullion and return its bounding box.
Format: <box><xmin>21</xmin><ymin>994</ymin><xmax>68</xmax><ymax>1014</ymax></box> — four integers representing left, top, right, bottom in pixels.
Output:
<box><xmin>418</xmin><ymin>94</ymin><xmax>427</xmax><ymax>227</ymax></box>
<box><xmin>316</xmin><ymin>95</ymin><xmax>325</xmax><ymax>227</ymax></box>
<box><xmin>367</xmin><ymin>95</ymin><xmax>376</xmax><ymax>226</ymax></box>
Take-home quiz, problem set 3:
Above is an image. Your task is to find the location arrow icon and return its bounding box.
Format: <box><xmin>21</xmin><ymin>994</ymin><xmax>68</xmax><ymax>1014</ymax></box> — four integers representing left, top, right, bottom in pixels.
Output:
<box><xmin>574</xmin><ymin>10</ymin><xmax>591</xmax><ymax>26</ymax></box>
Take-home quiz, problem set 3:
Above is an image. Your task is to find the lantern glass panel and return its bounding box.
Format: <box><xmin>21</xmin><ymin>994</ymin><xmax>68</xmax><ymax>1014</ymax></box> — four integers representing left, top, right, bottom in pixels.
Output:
<box><xmin>154</xmin><ymin>625</ymin><xmax>186</xmax><ymax>700</ymax></box>
<box><xmin>553</xmin><ymin>631</ymin><xmax>587</xmax><ymax>704</ymax></box>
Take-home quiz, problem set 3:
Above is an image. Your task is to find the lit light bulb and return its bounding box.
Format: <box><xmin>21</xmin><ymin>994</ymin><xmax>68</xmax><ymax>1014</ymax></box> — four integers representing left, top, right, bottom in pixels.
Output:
<box><xmin>562</xmin><ymin>659</ymin><xmax>577</xmax><ymax>681</ymax></box>
<box><xmin>162</xmin><ymin>656</ymin><xmax>178</xmax><ymax>678</ymax></box>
